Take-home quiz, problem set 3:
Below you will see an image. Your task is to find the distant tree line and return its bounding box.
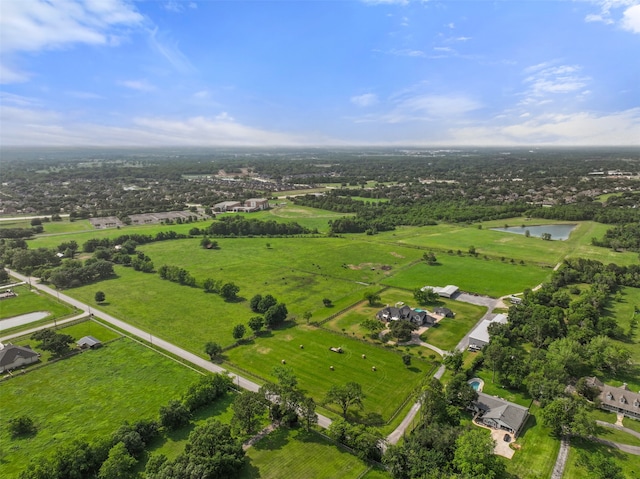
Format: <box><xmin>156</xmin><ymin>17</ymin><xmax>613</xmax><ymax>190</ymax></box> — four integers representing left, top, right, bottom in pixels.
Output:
<box><xmin>206</xmin><ymin>215</ymin><xmax>314</xmax><ymax>236</ymax></box>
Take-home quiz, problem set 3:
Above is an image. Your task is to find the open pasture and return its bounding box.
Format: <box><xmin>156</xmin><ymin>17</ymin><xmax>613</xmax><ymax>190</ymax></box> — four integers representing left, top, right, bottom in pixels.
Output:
<box><xmin>366</xmin><ymin>220</ymin><xmax>639</xmax><ymax>267</ymax></box>
<box><xmin>240</xmin><ymin>427</ymin><xmax>376</xmax><ymax>479</ymax></box>
<box><xmin>382</xmin><ymin>254</ymin><xmax>551</xmax><ymax>298</ymax></box>
<box><xmin>225</xmin><ymin>324</ymin><xmax>435</xmax><ymax>422</ymax></box>
<box><xmin>0</xmin><ymin>338</ymin><xmax>201</xmax><ymax>478</ymax></box>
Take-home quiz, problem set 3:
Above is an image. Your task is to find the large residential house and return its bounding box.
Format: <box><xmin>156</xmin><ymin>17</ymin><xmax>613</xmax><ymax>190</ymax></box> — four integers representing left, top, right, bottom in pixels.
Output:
<box><xmin>376</xmin><ymin>305</ymin><xmax>435</xmax><ymax>326</ymax></box>
<box><xmin>470</xmin><ymin>392</ymin><xmax>529</xmax><ymax>438</ymax></box>
<box><xmin>0</xmin><ymin>344</ymin><xmax>39</xmax><ymax>373</ymax></box>
<box><xmin>586</xmin><ymin>377</ymin><xmax>640</xmax><ymax>420</ymax></box>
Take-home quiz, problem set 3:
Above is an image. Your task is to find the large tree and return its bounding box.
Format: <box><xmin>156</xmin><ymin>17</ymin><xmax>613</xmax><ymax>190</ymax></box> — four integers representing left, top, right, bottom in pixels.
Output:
<box><xmin>204</xmin><ymin>341</ymin><xmax>222</xmax><ymax>360</ymax></box>
<box><xmin>324</xmin><ymin>382</ymin><xmax>365</xmax><ymax>418</ymax></box>
<box><xmin>220</xmin><ymin>282</ymin><xmax>240</xmax><ymax>301</ymax></box>
<box><xmin>232</xmin><ymin>391</ymin><xmax>265</xmax><ymax>434</ymax></box>
<box><xmin>453</xmin><ymin>428</ymin><xmax>504</xmax><ymax>479</ymax></box>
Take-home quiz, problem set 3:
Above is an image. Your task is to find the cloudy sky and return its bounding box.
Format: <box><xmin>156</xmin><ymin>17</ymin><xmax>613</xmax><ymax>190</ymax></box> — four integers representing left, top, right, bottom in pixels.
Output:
<box><xmin>1</xmin><ymin>0</ymin><xmax>639</xmax><ymax>147</ymax></box>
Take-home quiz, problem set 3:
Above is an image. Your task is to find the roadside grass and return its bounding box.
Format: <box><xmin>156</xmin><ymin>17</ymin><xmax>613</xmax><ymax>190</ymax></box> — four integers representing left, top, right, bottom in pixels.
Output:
<box><xmin>623</xmin><ymin>417</ymin><xmax>640</xmax><ymax>434</ymax></box>
<box><xmin>381</xmin><ymin>255</ymin><xmax>550</xmax><ymax>298</ymax></box>
<box><xmin>239</xmin><ymin>427</ymin><xmax>371</xmax><ymax>479</ymax></box>
<box><xmin>563</xmin><ymin>437</ymin><xmax>640</xmax><ymax>479</ymax></box>
<box><xmin>505</xmin><ymin>405</ymin><xmax>560</xmax><ymax>479</ymax></box>
<box><xmin>224</xmin><ymin>324</ymin><xmax>435</xmax><ymax>422</ymax></box>
<box><xmin>595</xmin><ymin>424</ymin><xmax>640</xmax><ymax>447</ymax></box>
<box><xmin>359</xmin><ymin>467</ymin><xmax>393</xmax><ymax>479</ymax></box>
<box><xmin>418</xmin><ymin>301</ymin><xmax>488</xmax><ymax>351</ymax></box>
<box><xmin>0</xmin><ymin>284</ymin><xmax>75</xmax><ymax>328</ymax></box>
<box><xmin>0</xmin><ymin>338</ymin><xmax>202</xmax><ymax>479</ymax></box>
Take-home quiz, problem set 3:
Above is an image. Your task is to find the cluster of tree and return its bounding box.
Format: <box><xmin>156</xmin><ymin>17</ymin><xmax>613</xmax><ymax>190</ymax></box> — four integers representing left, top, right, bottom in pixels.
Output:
<box><xmin>207</xmin><ymin>215</ymin><xmax>313</xmax><ymax>236</ymax></box>
<box><xmin>323</xmin><ymin>382</ymin><xmax>365</xmax><ymax>418</ymax></box>
<box><xmin>526</xmin><ymin>202</ymin><xmax>640</xmax><ymax>224</ymax></box>
<box><xmin>259</xmin><ymin>366</ymin><xmax>318</xmax><ymax>430</ymax></box>
<box><xmin>327</xmin><ymin>418</ymin><xmax>383</xmax><ymax>461</ymax></box>
<box><xmin>31</xmin><ymin>329</ymin><xmax>75</xmax><ymax>358</ymax></box>
<box><xmin>388</xmin><ymin>320</ymin><xmax>417</xmax><ymax>342</ymax></box>
<box><xmin>42</xmin><ymin>258</ymin><xmax>115</xmax><ymax>290</ymax></box>
<box><xmin>249</xmin><ymin>293</ymin><xmax>288</xmax><ymax>328</ymax></box>
<box><xmin>0</xmin><ymin>228</ymin><xmax>36</xmax><ymax>239</ymax></box>
<box><xmin>145</xmin><ymin>420</ymin><xmax>245</xmax><ymax>479</ymax></box>
<box><xmin>592</xmin><ymin>223</ymin><xmax>640</xmax><ymax>252</ymax></box>
<box><xmin>200</xmin><ymin>237</ymin><xmax>220</xmax><ymax>249</ymax></box>
<box><xmin>157</xmin><ymin>264</ymin><xmax>196</xmax><ymax>287</ymax></box>
<box><xmin>383</xmin><ymin>378</ymin><xmax>503</xmax><ymax>479</ymax></box>
<box><xmin>8</xmin><ymin>415</ymin><xmax>37</xmax><ymax>438</ymax></box>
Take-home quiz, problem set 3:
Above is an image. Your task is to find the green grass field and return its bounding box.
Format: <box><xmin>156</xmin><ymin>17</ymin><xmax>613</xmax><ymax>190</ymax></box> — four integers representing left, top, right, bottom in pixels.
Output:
<box><xmin>240</xmin><ymin>428</ymin><xmax>374</xmax><ymax>479</ymax></box>
<box><xmin>563</xmin><ymin>437</ymin><xmax>640</xmax><ymax>479</ymax></box>
<box><xmin>505</xmin><ymin>406</ymin><xmax>560</xmax><ymax>479</ymax></box>
<box><xmin>419</xmin><ymin>301</ymin><xmax>487</xmax><ymax>351</ymax></box>
<box><xmin>0</xmin><ymin>337</ymin><xmax>202</xmax><ymax>478</ymax></box>
<box><xmin>382</xmin><ymin>254</ymin><xmax>551</xmax><ymax>298</ymax></box>
<box><xmin>0</xmin><ymin>284</ymin><xmax>76</xmax><ymax>335</ymax></box>
<box><xmin>225</xmin><ymin>324</ymin><xmax>435</xmax><ymax>422</ymax></box>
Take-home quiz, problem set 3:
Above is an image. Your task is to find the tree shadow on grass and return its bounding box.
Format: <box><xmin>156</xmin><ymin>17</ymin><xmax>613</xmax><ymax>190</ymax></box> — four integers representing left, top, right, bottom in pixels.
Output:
<box><xmin>252</xmin><ymin>427</ymin><xmax>288</xmax><ymax>451</ymax></box>
<box><xmin>240</xmin><ymin>458</ymin><xmax>261</xmax><ymax>478</ymax></box>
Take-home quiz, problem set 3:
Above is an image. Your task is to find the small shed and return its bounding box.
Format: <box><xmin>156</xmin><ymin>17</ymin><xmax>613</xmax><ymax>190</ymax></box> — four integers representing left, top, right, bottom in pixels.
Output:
<box><xmin>77</xmin><ymin>336</ymin><xmax>102</xmax><ymax>350</ymax></box>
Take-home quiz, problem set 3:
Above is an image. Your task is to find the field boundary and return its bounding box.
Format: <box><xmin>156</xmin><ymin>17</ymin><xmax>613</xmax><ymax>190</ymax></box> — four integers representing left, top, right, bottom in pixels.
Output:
<box><xmin>316</xmin><ymin>287</ymin><xmax>390</xmax><ymax>326</ymax></box>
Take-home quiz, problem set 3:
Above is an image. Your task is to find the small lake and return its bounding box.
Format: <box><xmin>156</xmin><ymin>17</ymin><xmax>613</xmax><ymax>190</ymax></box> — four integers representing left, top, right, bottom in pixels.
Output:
<box><xmin>0</xmin><ymin>311</ymin><xmax>50</xmax><ymax>330</ymax></box>
<box><xmin>490</xmin><ymin>224</ymin><xmax>577</xmax><ymax>241</ymax></box>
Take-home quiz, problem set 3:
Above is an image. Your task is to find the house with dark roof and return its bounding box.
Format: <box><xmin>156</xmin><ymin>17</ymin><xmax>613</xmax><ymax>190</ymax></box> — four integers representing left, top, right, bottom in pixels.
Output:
<box><xmin>0</xmin><ymin>344</ymin><xmax>39</xmax><ymax>373</ymax></box>
<box><xmin>586</xmin><ymin>377</ymin><xmax>640</xmax><ymax>420</ymax></box>
<box><xmin>77</xmin><ymin>336</ymin><xmax>102</xmax><ymax>349</ymax></box>
<box><xmin>376</xmin><ymin>305</ymin><xmax>435</xmax><ymax>326</ymax></box>
<box><xmin>470</xmin><ymin>392</ymin><xmax>529</xmax><ymax>438</ymax></box>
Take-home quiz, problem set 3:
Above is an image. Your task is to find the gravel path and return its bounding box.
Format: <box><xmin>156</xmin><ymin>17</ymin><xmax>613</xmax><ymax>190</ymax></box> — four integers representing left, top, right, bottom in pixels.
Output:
<box><xmin>551</xmin><ymin>436</ymin><xmax>570</xmax><ymax>479</ymax></box>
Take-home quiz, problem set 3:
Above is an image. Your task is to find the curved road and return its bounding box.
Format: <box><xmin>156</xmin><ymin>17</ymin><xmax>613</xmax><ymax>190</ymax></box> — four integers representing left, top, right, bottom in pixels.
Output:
<box><xmin>6</xmin><ymin>269</ymin><xmax>333</xmax><ymax>428</ymax></box>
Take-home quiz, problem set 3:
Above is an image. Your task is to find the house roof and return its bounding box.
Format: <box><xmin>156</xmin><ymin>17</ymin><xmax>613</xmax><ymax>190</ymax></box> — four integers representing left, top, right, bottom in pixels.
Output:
<box><xmin>434</xmin><ymin>307</ymin><xmax>453</xmax><ymax>315</ymax></box>
<box><xmin>77</xmin><ymin>336</ymin><xmax>101</xmax><ymax>347</ymax></box>
<box><xmin>0</xmin><ymin>344</ymin><xmax>38</xmax><ymax>368</ymax></box>
<box><xmin>595</xmin><ymin>380</ymin><xmax>640</xmax><ymax>415</ymax></box>
<box><xmin>475</xmin><ymin>392</ymin><xmax>529</xmax><ymax>433</ymax></box>
<box><xmin>469</xmin><ymin>313</ymin><xmax>508</xmax><ymax>345</ymax></box>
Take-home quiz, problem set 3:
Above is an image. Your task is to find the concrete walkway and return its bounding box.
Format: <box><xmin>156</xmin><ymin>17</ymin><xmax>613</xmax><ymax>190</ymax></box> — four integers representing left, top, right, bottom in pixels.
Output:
<box><xmin>592</xmin><ymin>437</ymin><xmax>640</xmax><ymax>455</ymax></box>
<box><xmin>596</xmin><ymin>420</ymin><xmax>640</xmax><ymax>441</ymax></box>
<box><xmin>551</xmin><ymin>436</ymin><xmax>570</xmax><ymax>479</ymax></box>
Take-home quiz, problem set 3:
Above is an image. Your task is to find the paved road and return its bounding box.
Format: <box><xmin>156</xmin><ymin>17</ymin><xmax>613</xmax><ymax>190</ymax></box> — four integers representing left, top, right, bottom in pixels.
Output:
<box><xmin>592</xmin><ymin>437</ymin><xmax>640</xmax><ymax>455</ymax></box>
<box><xmin>1</xmin><ymin>312</ymin><xmax>89</xmax><ymax>341</ymax></box>
<box><xmin>0</xmin><ymin>214</ymin><xmax>70</xmax><ymax>222</ymax></box>
<box><xmin>596</xmin><ymin>420</ymin><xmax>640</xmax><ymax>440</ymax></box>
<box><xmin>5</xmin><ymin>269</ymin><xmax>333</xmax><ymax>428</ymax></box>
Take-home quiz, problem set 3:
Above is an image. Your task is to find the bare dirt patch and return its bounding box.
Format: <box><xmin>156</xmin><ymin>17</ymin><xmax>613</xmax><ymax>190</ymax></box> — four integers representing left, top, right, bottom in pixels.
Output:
<box><xmin>257</xmin><ymin>347</ymin><xmax>272</xmax><ymax>354</ymax></box>
<box><xmin>390</xmin><ymin>252</ymin><xmax>405</xmax><ymax>258</ymax></box>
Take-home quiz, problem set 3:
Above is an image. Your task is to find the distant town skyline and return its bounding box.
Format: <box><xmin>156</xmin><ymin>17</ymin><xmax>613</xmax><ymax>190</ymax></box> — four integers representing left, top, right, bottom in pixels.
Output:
<box><xmin>1</xmin><ymin>0</ymin><xmax>639</xmax><ymax>147</ymax></box>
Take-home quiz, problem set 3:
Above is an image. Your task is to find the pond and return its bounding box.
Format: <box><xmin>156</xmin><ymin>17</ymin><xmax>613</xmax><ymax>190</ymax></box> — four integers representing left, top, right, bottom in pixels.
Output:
<box><xmin>0</xmin><ymin>311</ymin><xmax>50</xmax><ymax>331</ymax></box>
<box><xmin>490</xmin><ymin>223</ymin><xmax>577</xmax><ymax>241</ymax></box>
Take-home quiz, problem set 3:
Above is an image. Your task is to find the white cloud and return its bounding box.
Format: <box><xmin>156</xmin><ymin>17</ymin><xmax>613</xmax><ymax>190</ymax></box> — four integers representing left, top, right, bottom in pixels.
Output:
<box><xmin>66</xmin><ymin>90</ymin><xmax>104</xmax><ymax>100</ymax></box>
<box><xmin>193</xmin><ymin>90</ymin><xmax>210</xmax><ymax>99</ymax></box>
<box><xmin>362</xmin><ymin>0</ymin><xmax>409</xmax><ymax>5</ymax></box>
<box><xmin>520</xmin><ymin>63</ymin><xmax>590</xmax><ymax>104</ymax></box>
<box><xmin>0</xmin><ymin>0</ymin><xmax>143</xmax><ymax>84</ymax></box>
<box><xmin>380</xmin><ymin>48</ymin><xmax>426</xmax><ymax>57</ymax></box>
<box><xmin>622</xmin><ymin>4</ymin><xmax>640</xmax><ymax>32</ymax></box>
<box><xmin>351</xmin><ymin>93</ymin><xmax>379</xmax><ymax>107</ymax></box>
<box><xmin>118</xmin><ymin>79</ymin><xmax>156</xmax><ymax>92</ymax></box>
<box><xmin>0</xmin><ymin>106</ymin><xmax>317</xmax><ymax>147</ymax></box>
<box><xmin>147</xmin><ymin>27</ymin><xmax>195</xmax><ymax>74</ymax></box>
<box><xmin>447</xmin><ymin>108</ymin><xmax>640</xmax><ymax>146</ymax></box>
<box><xmin>584</xmin><ymin>0</ymin><xmax>640</xmax><ymax>32</ymax></box>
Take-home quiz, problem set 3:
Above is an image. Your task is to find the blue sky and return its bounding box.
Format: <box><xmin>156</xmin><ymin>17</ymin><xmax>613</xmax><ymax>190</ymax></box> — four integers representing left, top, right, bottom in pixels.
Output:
<box><xmin>1</xmin><ymin>0</ymin><xmax>639</xmax><ymax>147</ymax></box>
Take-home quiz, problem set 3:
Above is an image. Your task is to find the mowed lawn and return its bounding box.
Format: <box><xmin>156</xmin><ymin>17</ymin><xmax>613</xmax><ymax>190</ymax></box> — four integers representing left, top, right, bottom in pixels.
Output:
<box><xmin>240</xmin><ymin>428</ymin><xmax>374</xmax><ymax>479</ymax></box>
<box><xmin>382</xmin><ymin>254</ymin><xmax>551</xmax><ymax>298</ymax></box>
<box><xmin>505</xmin><ymin>405</ymin><xmax>560</xmax><ymax>479</ymax></box>
<box><xmin>0</xmin><ymin>338</ymin><xmax>202</xmax><ymax>479</ymax></box>
<box><xmin>225</xmin><ymin>325</ymin><xmax>435</xmax><ymax>422</ymax></box>
<box><xmin>418</xmin><ymin>300</ymin><xmax>488</xmax><ymax>351</ymax></box>
<box><xmin>563</xmin><ymin>438</ymin><xmax>640</xmax><ymax>479</ymax></box>
<box><xmin>0</xmin><ymin>284</ymin><xmax>74</xmax><ymax>320</ymax></box>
